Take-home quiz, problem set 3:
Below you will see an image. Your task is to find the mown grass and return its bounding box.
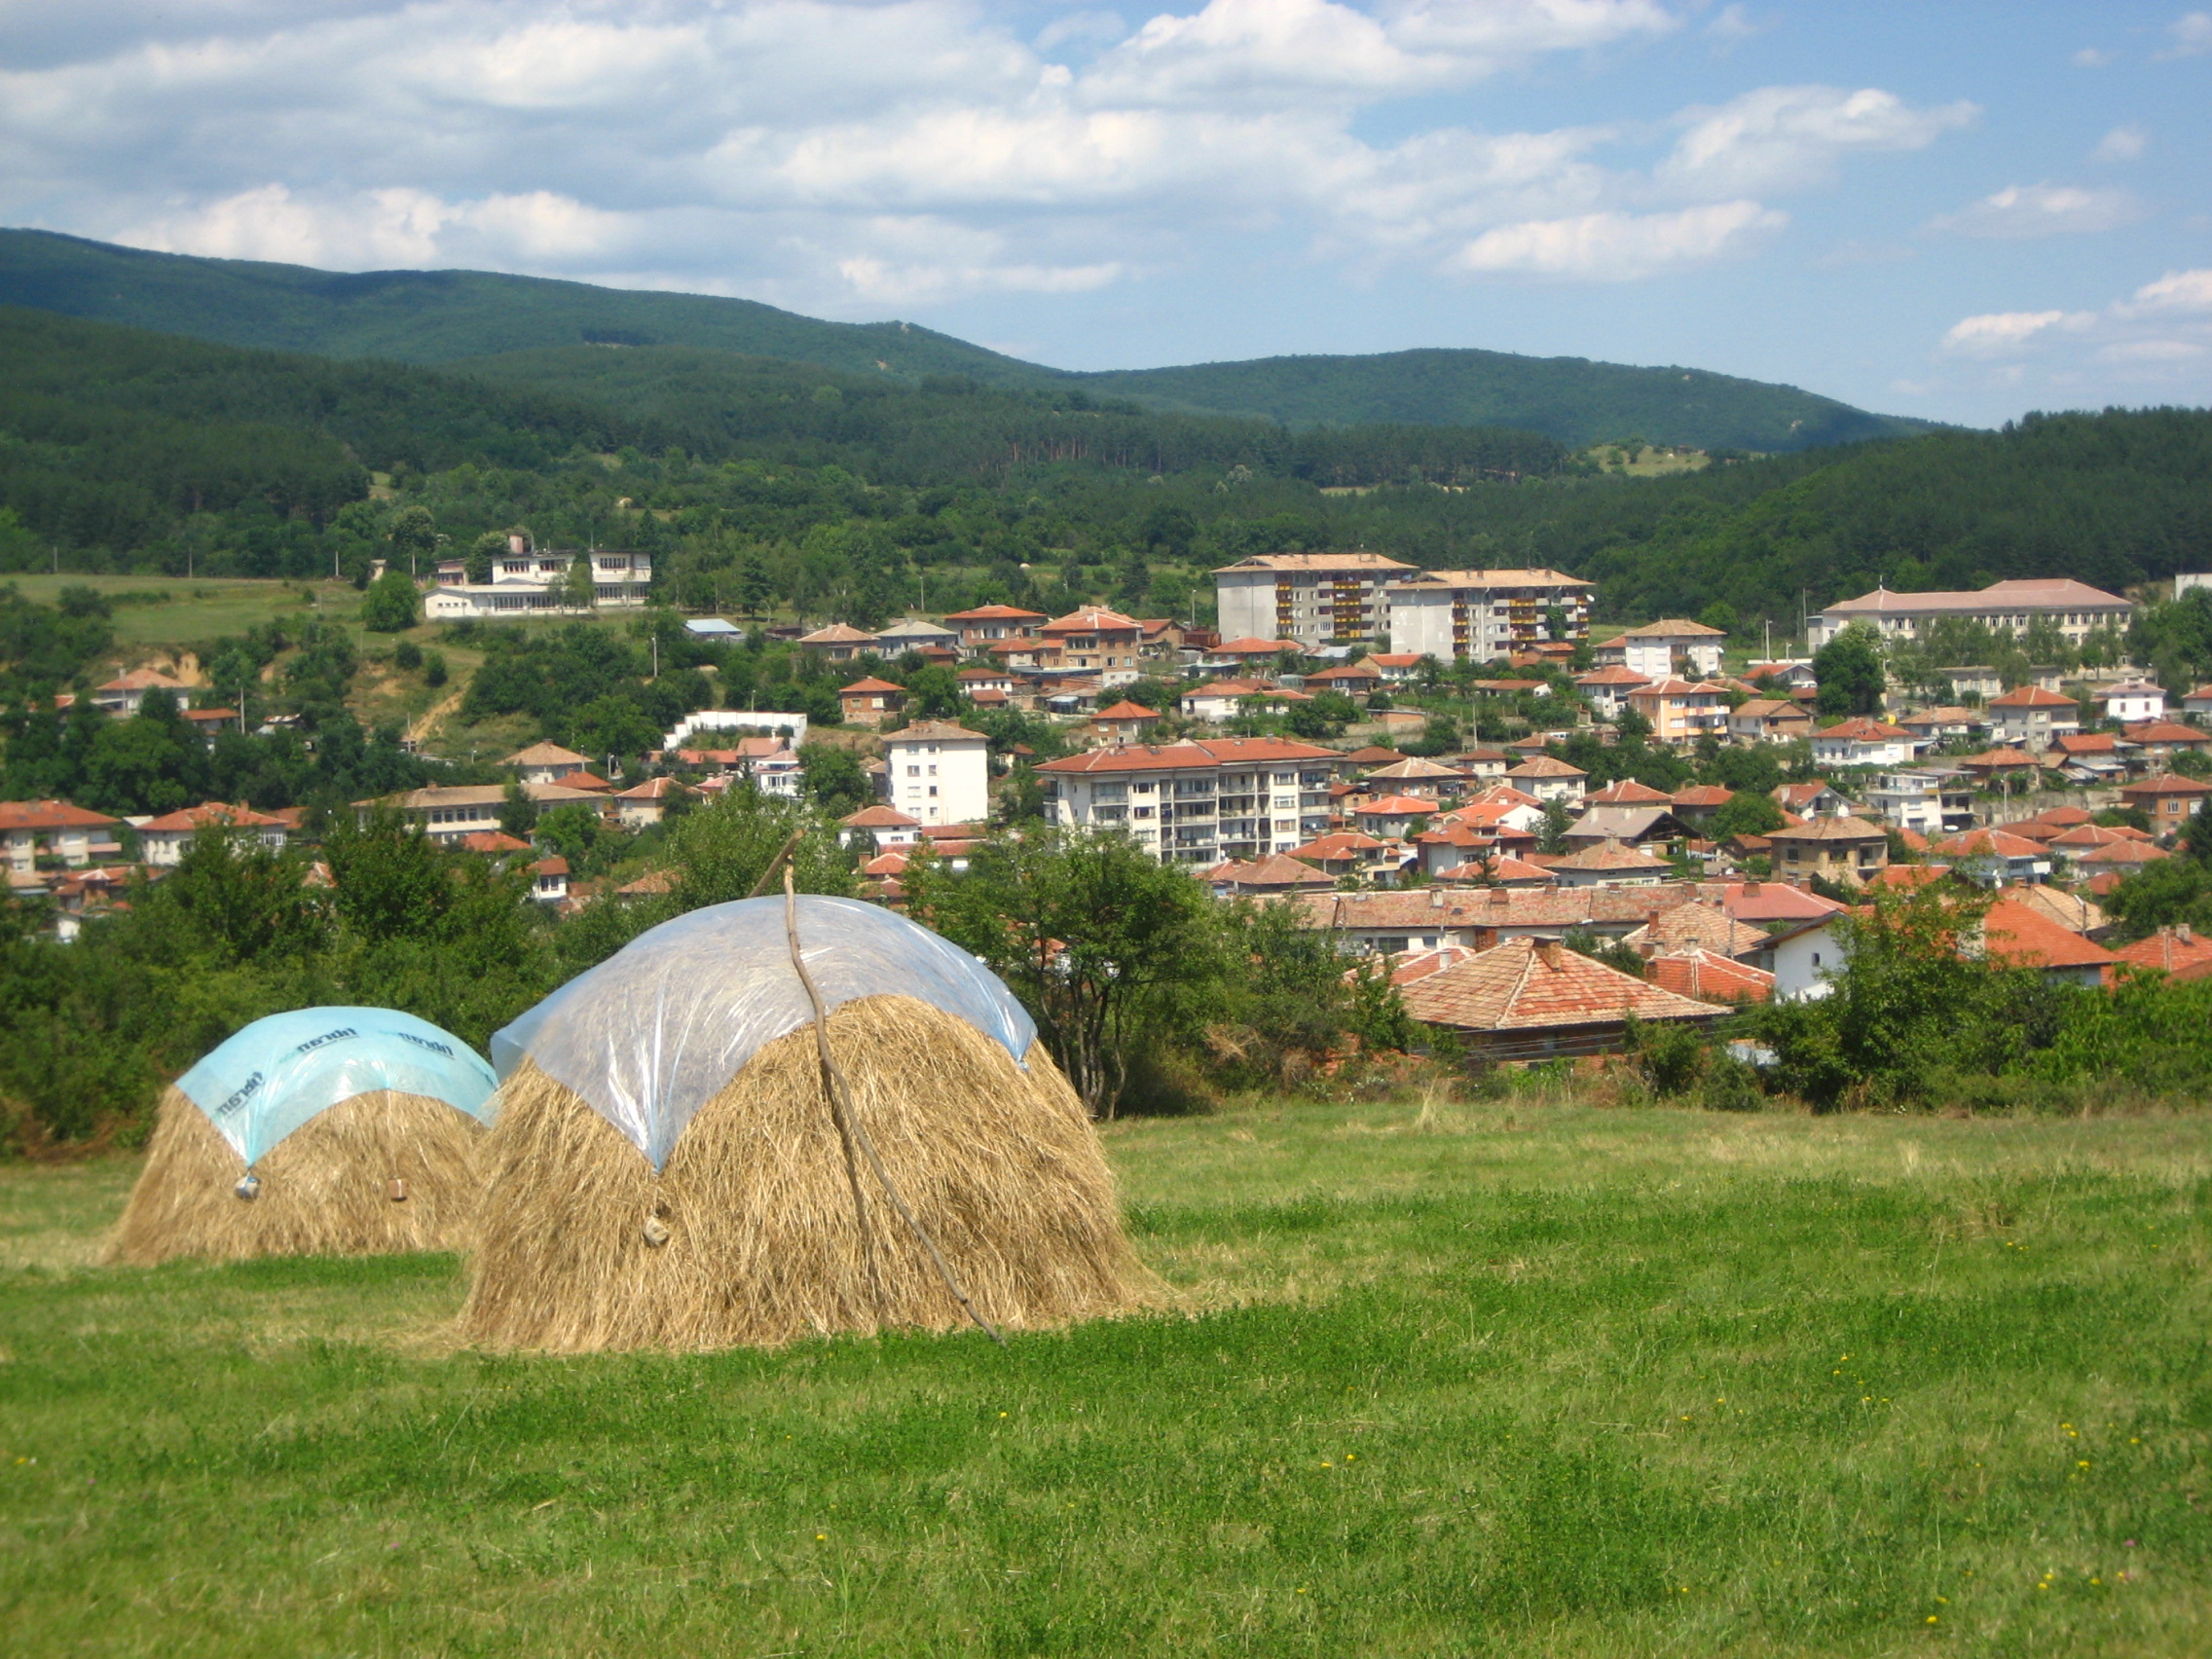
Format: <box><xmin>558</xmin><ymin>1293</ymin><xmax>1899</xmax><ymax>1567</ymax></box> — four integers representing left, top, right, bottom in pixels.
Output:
<box><xmin>2</xmin><ymin>1099</ymin><xmax>2206</xmax><ymax>1657</ymax></box>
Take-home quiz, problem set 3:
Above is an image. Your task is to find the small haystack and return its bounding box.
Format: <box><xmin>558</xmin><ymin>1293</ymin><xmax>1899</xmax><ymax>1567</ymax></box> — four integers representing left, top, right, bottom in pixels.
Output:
<box><xmin>461</xmin><ymin>895</ymin><xmax>1151</xmax><ymax>1350</ymax></box>
<box><xmin>108</xmin><ymin>1009</ymin><xmax>498</xmax><ymax>1266</ymax></box>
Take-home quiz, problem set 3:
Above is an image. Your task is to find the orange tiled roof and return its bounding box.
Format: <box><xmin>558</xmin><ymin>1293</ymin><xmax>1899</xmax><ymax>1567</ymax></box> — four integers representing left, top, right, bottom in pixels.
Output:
<box><xmin>1399</xmin><ymin>937</ymin><xmax>1731</xmax><ymax>1032</ymax></box>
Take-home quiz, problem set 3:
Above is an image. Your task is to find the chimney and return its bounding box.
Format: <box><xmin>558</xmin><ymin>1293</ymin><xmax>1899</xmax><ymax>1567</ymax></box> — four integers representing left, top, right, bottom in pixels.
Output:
<box><xmin>508</xmin><ymin>532</ymin><xmax>528</xmax><ymax>555</ymax></box>
<box><xmin>1743</xmin><ymin>878</ymin><xmax>1761</xmax><ymax>896</ymax></box>
<box><xmin>1536</xmin><ymin>940</ymin><xmax>1565</xmax><ymax>971</ymax></box>
<box><xmin>1490</xmin><ymin>885</ymin><xmax>1510</xmax><ymax>904</ymax></box>
<box><xmin>2180</xmin><ymin>925</ymin><xmax>2194</xmax><ymax>945</ymax></box>
<box><xmin>1429</xmin><ymin>887</ymin><xmax>1445</xmax><ymax>909</ymax></box>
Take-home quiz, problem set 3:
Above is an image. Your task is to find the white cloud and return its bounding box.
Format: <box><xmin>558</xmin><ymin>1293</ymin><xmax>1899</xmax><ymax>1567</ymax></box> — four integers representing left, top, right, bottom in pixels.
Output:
<box><xmin>2071</xmin><ymin>46</ymin><xmax>2116</xmax><ymax>68</ymax></box>
<box><xmin>1931</xmin><ymin>182</ymin><xmax>2145</xmax><ymax>240</ymax></box>
<box><xmin>1705</xmin><ymin>5</ymin><xmax>1761</xmax><ymax>47</ymax></box>
<box><xmin>2161</xmin><ymin>11</ymin><xmax>2212</xmax><ymax>56</ymax></box>
<box><xmin>2091</xmin><ymin>124</ymin><xmax>2149</xmax><ymax>163</ymax></box>
<box><xmin>1938</xmin><ymin>310</ymin><xmax>2096</xmax><ymax>358</ymax></box>
<box><xmin>1449</xmin><ymin>200</ymin><xmax>1785</xmax><ymax>278</ymax></box>
<box><xmin>2117</xmin><ymin>267</ymin><xmax>2212</xmax><ymax>317</ymax></box>
<box><xmin>1660</xmin><ymin>85</ymin><xmax>1977</xmax><ymax>197</ymax></box>
<box><xmin>1935</xmin><ymin>268</ymin><xmax>2212</xmax><ymax>396</ymax></box>
<box><xmin>0</xmin><ymin>1</ymin><xmax>1980</xmax><ymax>313</ymax></box>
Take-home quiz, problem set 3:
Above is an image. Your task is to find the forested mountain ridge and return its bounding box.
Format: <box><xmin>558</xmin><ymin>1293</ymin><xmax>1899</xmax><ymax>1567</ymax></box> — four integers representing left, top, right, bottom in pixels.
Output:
<box><xmin>1080</xmin><ymin>350</ymin><xmax>1941</xmax><ymax>454</ymax></box>
<box><xmin>2</xmin><ymin>298</ymin><xmax>2205</xmax><ymax>644</ymax></box>
<box><xmin>1</xmin><ymin>227</ymin><xmax>1932</xmax><ymax>453</ymax></box>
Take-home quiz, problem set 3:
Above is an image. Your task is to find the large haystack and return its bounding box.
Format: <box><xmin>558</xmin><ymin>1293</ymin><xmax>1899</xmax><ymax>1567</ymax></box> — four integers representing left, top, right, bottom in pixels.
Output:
<box><xmin>106</xmin><ymin>1007</ymin><xmax>499</xmax><ymax>1266</ymax></box>
<box><xmin>109</xmin><ymin>1088</ymin><xmax>485</xmax><ymax>1265</ymax></box>
<box><xmin>460</xmin><ymin>898</ymin><xmax>1152</xmax><ymax>1350</ymax></box>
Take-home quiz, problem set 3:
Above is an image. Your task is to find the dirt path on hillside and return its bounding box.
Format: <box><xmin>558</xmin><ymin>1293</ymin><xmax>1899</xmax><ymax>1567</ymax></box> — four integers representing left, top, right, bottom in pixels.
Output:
<box><xmin>408</xmin><ymin>685</ymin><xmax>466</xmax><ymax>747</ymax></box>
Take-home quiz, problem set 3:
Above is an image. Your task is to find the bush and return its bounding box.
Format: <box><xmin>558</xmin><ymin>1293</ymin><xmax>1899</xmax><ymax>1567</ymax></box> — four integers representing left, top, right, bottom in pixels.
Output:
<box><xmin>1625</xmin><ymin>1014</ymin><xmax>1709</xmax><ymax>1097</ymax></box>
<box><xmin>360</xmin><ymin>569</ymin><xmax>420</xmax><ymax>633</ymax></box>
<box><xmin>1698</xmin><ymin>1055</ymin><xmax>1765</xmax><ymax>1113</ymax></box>
<box><xmin>423</xmin><ymin>649</ymin><xmax>448</xmax><ymax>688</ymax></box>
<box><xmin>393</xmin><ymin>638</ymin><xmax>423</xmax><ymax>671</ymax></box>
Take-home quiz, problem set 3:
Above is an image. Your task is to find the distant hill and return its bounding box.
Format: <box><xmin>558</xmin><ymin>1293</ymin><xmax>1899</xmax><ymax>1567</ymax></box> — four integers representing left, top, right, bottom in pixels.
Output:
<box><xmin>1080</xmin><ymin>350</ymin><xmax>1940</xmax><ymax>454</ymax></box>
<box><xmin>0</xmin><ymin>228</ymin><xmax>1940</xmax><ymax>453</ymax></box>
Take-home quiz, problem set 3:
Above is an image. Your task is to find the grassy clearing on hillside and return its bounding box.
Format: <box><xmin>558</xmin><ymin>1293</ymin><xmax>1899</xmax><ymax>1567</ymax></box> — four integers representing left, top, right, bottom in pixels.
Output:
<box><xmin>2</xmin><ymin>1099</ymin><xmax>2206</xmax><ymax>1657</ymax></box>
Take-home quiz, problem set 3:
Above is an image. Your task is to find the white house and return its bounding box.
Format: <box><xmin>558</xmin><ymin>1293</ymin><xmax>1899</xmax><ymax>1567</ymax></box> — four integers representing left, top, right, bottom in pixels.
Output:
<box><xmin>426</xmin><ymin>537</ymin><xmax>651</xmax><ymax>618</ymax></box>
<box><xmin>1617</xmin><ymin>619</ymin><xmax>1726</xmax><ymax>682</ymax></box>
<box><xmin>661</xmin><ymin>711</ymin><xmax>810</xmax><ymax>751</ymax></box>
<box><xmin>882</xmin><ymin>719</ymin><xmax>990</xmax><ymax>828</ymax></box>
<box><xmin>1809</xmin><ymin>718</ymin><xmax>1920</xmax><ymax>770</ymax></box>
<box><xmin>1862</xmin><ymin>768</ymin><xmax>1972</xmax><ymax>836</ymax></box>
<box><xmin>2090</xmin><ymin>680</ymin><xmax>2166</xmax><ymax>723</ymax></box>
<box><xmin>1768</xmin><ymin>915</ymin><xmax>1849</xmax><ymax>1001</ymax></box>
<box><xmin>135</xmin><ymin>801</ymin><xmax>289</xmax><ymax>867</ymax></box>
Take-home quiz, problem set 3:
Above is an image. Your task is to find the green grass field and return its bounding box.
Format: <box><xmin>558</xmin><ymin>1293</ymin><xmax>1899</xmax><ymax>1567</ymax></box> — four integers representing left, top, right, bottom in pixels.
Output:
<box><xmin>2</xmin><ymin>1098</ymin><xmax>2206</xmax><ymax>1657</ymax></box>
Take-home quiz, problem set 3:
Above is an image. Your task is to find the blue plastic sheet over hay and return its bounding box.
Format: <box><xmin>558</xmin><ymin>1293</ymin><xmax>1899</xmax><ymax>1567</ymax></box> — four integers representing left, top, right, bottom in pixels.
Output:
<box><xmin>490</xmin><ymin>896</ymin><xmax>1036</xmax><ymax>1170</ymax></box>
<box><xmin>175</xmin><ymin>1007</ymin><xmax>499</xmax><ymax>1167</ymax></box>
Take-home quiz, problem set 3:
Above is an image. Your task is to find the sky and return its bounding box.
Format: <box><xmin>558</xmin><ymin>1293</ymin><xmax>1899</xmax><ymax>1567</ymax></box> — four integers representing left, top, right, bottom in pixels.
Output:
<box><xmin>3</xmin><ymin>1</ymin><xmax>2209</xmax><ymax>428</ymax></box>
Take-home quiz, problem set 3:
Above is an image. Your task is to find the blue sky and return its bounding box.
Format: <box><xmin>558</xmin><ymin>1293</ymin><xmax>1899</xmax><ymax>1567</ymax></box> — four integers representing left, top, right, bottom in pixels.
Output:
<box><xmin>3</xmin><ymin>1</ymin><xmax>2207</xmax><ymax>427</ymax></box>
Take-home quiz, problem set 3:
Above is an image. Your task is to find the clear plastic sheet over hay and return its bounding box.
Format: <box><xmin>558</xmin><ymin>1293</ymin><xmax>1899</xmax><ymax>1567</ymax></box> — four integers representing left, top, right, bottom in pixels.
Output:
<box><xmin>461</xmin><ymin>996</ymin><xmax>1155</xmax><ymax>1351</ymax></box>
<box><xmin>175</xmin><ymin>1007</ymin><xmax>498</xmax><ymax>1167</ymax></box>
<box><xmin>490</xmin><ymin>895</ymin><xmax>1037</xmax><ymax>1169</ymax></box>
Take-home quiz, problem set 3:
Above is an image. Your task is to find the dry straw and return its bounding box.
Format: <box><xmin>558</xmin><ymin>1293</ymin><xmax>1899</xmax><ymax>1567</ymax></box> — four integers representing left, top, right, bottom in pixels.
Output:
<box><xmin>107</xmin><ymin>1087</ymin><xmax>486</xmax><ymax>1265</ymax></box>
<box><xmin>459</xmin><ymin>995</ymin><xmax>1156</xmax><ymax>1351</ymax></box>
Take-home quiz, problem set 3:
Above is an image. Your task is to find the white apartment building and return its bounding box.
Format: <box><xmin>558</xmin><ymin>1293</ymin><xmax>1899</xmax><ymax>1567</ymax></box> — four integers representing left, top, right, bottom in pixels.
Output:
<box><xmin>883</xmin><ymin>719</ymin><xmax>990</xmax><ymax>828</ymax></box>
<box><xmin>426</xmin><ymin>535</ymin><xmax>652</xmax><ymax>619</ymax></box>
<box><xmin>1037</xmin><ymin>737</ymin><xmax>1342</xmax><ymax>864</ymax></box>
<box><xmin>1616</xmin><ymin>619</ymin><xmax>1726</xmax><ymax>682</ymax></box>
<box><xmin>1862</xmin><ymin>768</ymin><xmax>1975</xmax><ymax>836</ymax></box>
<box><xmin>1382</xmin><ymin>568</ymin><xmax>1595</xmax><ymax>661</ymax></box>
<box><xmin>1806</xmin><ymin>578</ymin><xmax>2132</xmax><ymax>648</ymax></box>
<box><xmin>1213</xmin><ymin>553</ymin><xmax>1416</xmax><ymax>649</ymax></box>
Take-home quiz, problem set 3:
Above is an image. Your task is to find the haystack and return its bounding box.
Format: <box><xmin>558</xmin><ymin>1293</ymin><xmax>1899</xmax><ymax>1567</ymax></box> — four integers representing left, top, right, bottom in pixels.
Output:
<box><xmin>460</xmin><ymin>895</ymin><xmax>1152</xmax><ymax>1350</ymax></box>
<box><xmin>107</xmin><ymin>1008</ymin><xmax>498</xmax><ymax>1266</ymax></box>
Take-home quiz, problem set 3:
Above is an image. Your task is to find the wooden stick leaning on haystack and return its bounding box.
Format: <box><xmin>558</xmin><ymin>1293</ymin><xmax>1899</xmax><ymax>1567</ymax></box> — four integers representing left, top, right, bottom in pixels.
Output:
<box><xmin>459</xmin><ymin>885</ymin><xmax>1154</xmax><ymax>1351</ymax></box>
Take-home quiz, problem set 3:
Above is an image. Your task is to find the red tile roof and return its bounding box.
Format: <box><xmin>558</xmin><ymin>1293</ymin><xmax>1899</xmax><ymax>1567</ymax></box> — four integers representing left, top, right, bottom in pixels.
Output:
<box><xmin>1934</xmin><ymin>828</ymin><xmax>2046</xmax><ymax>859</ymax></box>
<box><xmin>1504</xmin><ymin>756</ymin><xmax>1586</xmax><ymax>779</ymax></box>
<box><xmin>839</xmin><ymin>676</ymin><xmax>904</xmax><ymax>694</ymax></box>
<box><xmin>0</xmin><ymin>798</ymin><xmax>119</xmax><ymax>830</ymax></box>
<box><xmin>1399</xmin><ymin>937</ymin><xmax>1732</xmax><ymax>1031</ymax></box>
<box><xmin>2074</xmin><ymin>840</ymin><xmax>2170</xmax><ymax>867</ymax></box>
<box><xmin>841</xmin><ymin>805</ymin><xmax>921</xmax><ymax>828</ymax></box>
<box><xmin>138</xmin><ymin>800</ymin><xmax>287</xmax><ymax>832</ymax></box>
<box><xmin>2119</xmin><ymin>773</ymin><xmax>2212</xmax><ymax>797</ymax></box>
<box><xmin>1988</xmin><ymin>685</ymin><xmax>2076</xmax><ymax>708</ymax></box>
<box><xmin>1587</xmin><ymin>779</ymin><xmax>1673</xmax><ymax>804</ymax></box>
<box><xmin>458</xmin><ymin>830</ymin><xmax>533</xmax><ymax>854</ymax></box>
<box><xmin>2120</xmin><ymin>720</ymin><xmax>2212</xmax><ymax>745</ymax></box>
<box><xmin>942</xmin><ymin>605</ymin><xmax>1047</xmax><ymax>621</ymax></box>
<box><xmin>1355</xmin><ymin>794</ymin><xmax>1445</xmax><ymax>816</ymax></box>
<box><xmin>1041</xmin><ymin>607</ymin><xmax>1142</xmax><ymax>635</ymax></box>
<box><xmin>1647</xmin><ymin>949</ymin><xmax>1775</xmax><ymax>1003</ymax></box>
<box><xmin>1092</xmin><ymin>700</ymin><xmax>1161</xmax><ymax>720</ymax></box>
<box><xmin>1982</xmin><ymin>901</ymin><xmax>2119</xmax><ymax>974</ymax></box>
<box><xmin>2113</xmin><ymin>927</ymin><xmax>2212</xmax><ymax>975</ymax></box>
<box><xmin>1036</xmin><ymin>737</ymin><xmax>1341</xmax><ymax>775</ymax></box>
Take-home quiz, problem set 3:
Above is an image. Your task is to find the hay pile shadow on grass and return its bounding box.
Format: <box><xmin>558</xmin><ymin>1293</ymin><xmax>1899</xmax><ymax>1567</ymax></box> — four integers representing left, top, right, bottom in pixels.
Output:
<box><xmin>460</xmin><ymin>994</ymin><xmax>1157</xmax><ymax>1351</ymax></box>
<box><xmin>106</xmin><ymin>1088</ymin><xmax>486</xmax><ymax>1266</ymax></box>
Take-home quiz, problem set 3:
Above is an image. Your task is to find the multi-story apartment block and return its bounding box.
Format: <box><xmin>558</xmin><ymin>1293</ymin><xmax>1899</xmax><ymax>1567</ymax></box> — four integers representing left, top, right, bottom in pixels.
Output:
<box><xmin>1036</xmin><ymin>738</ymin><xmax>1342</xmax><ymax>864</ymax></box>
<box><xmin>882</xmin><ymin>720</ymin><xmax>991</xmax><ymax>827</ymax></box>
<box><xmin>1213</xmin><ymin>553</ymin><xmax>1416</xmax><ymax>649</ymax></box>
<box><xmin>427</xmin><ymin>535</ymin><xmax>651</xmax><ymax>619</ymax></box>
<box><xmin>1383</xmin><ymin>568</ymin><xmax>1595</xmax><ymax>661</ymax></box>
<box><xmin>1807</xmin><ymin>578</ymin><xmax>2132</xmax><ymax>649</ymax></box>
